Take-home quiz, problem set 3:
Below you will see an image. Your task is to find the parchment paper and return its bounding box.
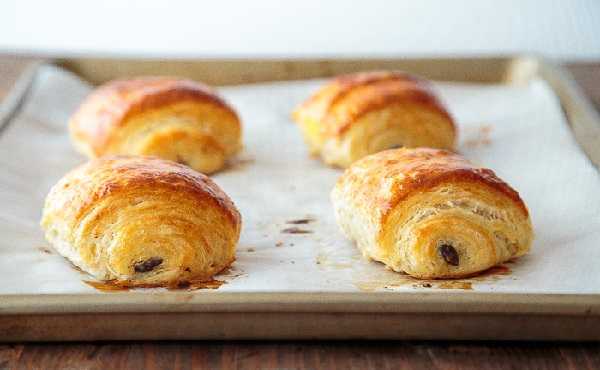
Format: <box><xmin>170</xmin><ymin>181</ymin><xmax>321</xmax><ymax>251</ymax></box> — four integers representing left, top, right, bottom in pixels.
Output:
<box><xmin>1</xmin><ymin>65</ymin><xmax>599</xmax><ymax>295</ymax></box>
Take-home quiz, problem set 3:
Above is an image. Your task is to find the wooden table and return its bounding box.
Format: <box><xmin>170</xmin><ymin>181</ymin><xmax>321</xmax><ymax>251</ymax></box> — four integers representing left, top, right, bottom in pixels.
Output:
<box><xmin>1</xmin><ymin>341</ymin><xmax>599</xmax><ymax>369</ymax></box>
<box><xmin>0</xmin><ymin>57</ymin><xmax>599</xmax><ymax>370</ymax></box>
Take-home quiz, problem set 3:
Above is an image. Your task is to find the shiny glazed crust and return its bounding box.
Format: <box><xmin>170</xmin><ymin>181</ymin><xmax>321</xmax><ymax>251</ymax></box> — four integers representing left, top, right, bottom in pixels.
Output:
<box><xmin>293</xmin><ymin>71</ymin><xmax>456</xmax><ymax>167</ymax></box>
<box><xmin>331</xmin><ymin>148</ymin><xmax>533</xmax><ymax>279</ymax></box>
<box><xmin>40</xmin><ymin>156</ymin><xmax>241</xmax><ymax>286</ymax></box>
<box><xmin>69</xmin><ymin>77</ymin><xmax>242</xmax><ymax>174</ymax></box>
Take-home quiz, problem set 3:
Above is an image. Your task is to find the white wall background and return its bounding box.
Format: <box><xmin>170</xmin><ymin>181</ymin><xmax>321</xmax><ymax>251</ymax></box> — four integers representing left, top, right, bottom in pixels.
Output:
<box><xmin>1</xmin><ymin>0</ymin><xmax>599</xmax><ymax>60</ymax></box>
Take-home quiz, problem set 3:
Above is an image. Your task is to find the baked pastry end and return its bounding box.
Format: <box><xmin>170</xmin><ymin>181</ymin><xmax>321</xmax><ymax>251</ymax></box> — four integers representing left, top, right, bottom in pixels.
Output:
<box><xmin>331</xmin><ymin>148</ymin><xmax>532</xmax><ymax>279</ymax></box>
<box><xmin>41</xmin><ymin>155</ymin><xmax>241</xmax><ymax>286</ymax></box>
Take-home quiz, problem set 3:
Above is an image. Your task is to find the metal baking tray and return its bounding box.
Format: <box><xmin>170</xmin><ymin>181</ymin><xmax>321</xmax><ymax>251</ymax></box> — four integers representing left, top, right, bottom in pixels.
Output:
<box><xmin>0</xmin><ymin>55</ymin><xmax>599</xmax><ymax>341</ymax></box>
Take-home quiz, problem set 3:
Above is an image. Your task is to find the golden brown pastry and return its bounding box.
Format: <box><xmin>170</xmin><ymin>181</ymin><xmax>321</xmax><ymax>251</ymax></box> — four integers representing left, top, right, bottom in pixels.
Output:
<box><xmin>40</xmin><ymin>155</ymin><xmax>241</xmax><ymax>286</ymax></box>
<box><xmin>331</xmin><ymin>148</ymin><xmax>532</xmax><ymax>279</ymax></box>
<box><xmin>292</xmin><ymin>71</ymin><xmax>456</xmax><ymax>168</ymax></box>
<box><xmin>69</xmin><ymin>77</ymin><xmax>242</xmax><ymax>174</ymax></box>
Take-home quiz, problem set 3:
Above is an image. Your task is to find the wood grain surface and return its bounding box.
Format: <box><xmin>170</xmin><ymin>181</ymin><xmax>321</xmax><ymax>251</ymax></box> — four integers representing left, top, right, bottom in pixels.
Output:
<box><xmin>1</xmin><ymin>341</ymin><xmax>600</xmax><ymax>370</ymax></box>
<box><xmin>0</xmin><ymin>57</ymin><xmax>598</xmax><ymax>370</ymax></box>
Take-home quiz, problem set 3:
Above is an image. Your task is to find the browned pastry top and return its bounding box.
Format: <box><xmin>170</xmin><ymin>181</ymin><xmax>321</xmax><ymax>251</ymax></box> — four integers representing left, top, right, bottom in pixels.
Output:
<box><xmin>296</xmin><ymin>71</ymin><xmax>455</xmax><ymax>135</ymax></box>
<box><xmin>56</xmin><ymin>155</ymin><xmax>241</xmax><ymax>228</ymax></box>
<box><xmin>69</xmin><ymin>77</ymin><xmax>239</xmax><ymax>154</ymax></box>
<box><xmin>337</xmin><ymin>148</ymin><xmax>528</xmax><ymax>218</ymax></box>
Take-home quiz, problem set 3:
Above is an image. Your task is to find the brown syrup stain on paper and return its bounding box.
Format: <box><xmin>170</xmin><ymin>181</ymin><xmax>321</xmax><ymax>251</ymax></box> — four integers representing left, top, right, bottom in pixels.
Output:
<box><xmin>280</xmin><ymin>216</ymin><xmax>316</xmax><ymax>234</ymax></box>
<box><xmin>84</xmin><ymin>280</ymin><xmax>131</xmax><ymax>292</ymax></box>
<box><xmin>222</xmin><ymin>267</ymin><xmax>246</xmax><ymax>279</ymax></box>
<box><xmin>84</xmin><ymin>278</ymin><xmax>227</xmax><ymax>292</ymax></box>
<box><xmin>281</xmin><ymin>227</ymin><xmax>313</xmax><ymax>234</ymax></box>
<box><xmin>315</xmin><ymin>251</ymin><xmax>352</xmax><ymax>269</ymax></box>
<box><xmin>70</xmin><ymin>264</ymin><xmax>88</xmax><ymax>275</ymax></box>
<box><xmin>83</xmin><ymin>265</ymin><xmax>244</xmax><ymax>292</ymax></box>
<box><xmin>435</xmin><ymin>281</ymin><xmax>473</xmax><ymax>290</ymax></box>
<box><xmin>354</xmin><ymin>263</ymin><xmax>512</xmax><ymax>292</ymax></box>
<box><xmin>286</xmin><ymin>217</ymin><xmax>315</xmax><ymax>225</ymax></box>
<box><xmin>169</xmin><ymin>279</ymin><xmax>226</xmax><ymax>291</ymax></box>
<box><xmin>464</xmin><ymin>124</ymin><xmax>493</xmax><ymax>149</ymax></box>
<box><xmin>38</xmin><ymin>246</ymin><xmax>53</xmax><ymax>255</ymax></box>
<box><xmin>226</xmin><ymin>156</ymin><xmax>255</xmax><ymax>172</ymax></box>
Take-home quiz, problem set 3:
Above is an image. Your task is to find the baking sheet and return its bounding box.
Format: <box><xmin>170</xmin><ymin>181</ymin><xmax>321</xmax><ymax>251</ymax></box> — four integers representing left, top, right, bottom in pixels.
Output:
<box><xmin>1</xmin><ymin>64</ymin><xmax>600</xmax><ymax>297</ymax></box>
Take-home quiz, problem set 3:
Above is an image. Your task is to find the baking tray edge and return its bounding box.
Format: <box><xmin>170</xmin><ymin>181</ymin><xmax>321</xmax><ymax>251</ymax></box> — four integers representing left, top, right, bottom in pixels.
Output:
<box><xmin>0</xmin><ymin>55</ymin><xmax>599</xmax><ymax>341</ymax></box>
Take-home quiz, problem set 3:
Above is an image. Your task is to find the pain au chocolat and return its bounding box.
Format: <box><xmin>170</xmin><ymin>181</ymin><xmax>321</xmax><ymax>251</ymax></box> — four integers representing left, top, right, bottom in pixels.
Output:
<box><xmin>331</xmin><ymin>148</ymin><xmax>532</xmax><ymax>279</ymax></box>
<box><xmin>41</xmin><ymin>156</ymin><xmax>241</xmax><ymax>286</ymax></box>
<box><xmin>69</xmin><ymin>77</ymin><xmax>242</xmax><ymax>174</ymax></box>
<box><xmin>293</xmin><ymin>71</ymin><xmax>456</xmax><ymax>168</ymax></box>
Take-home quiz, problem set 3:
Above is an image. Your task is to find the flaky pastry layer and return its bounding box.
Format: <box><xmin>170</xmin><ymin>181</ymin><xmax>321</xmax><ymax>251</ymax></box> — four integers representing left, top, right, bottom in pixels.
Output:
<box><xmin>41</xmin><ymin>155</ymin><xmax>241</xmax><ymax>286</ymax></box>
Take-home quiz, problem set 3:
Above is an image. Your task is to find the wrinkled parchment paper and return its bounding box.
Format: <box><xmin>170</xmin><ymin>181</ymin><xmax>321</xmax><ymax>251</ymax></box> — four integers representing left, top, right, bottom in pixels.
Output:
<box><xmin>1</xmin><ymin>65</ymin><xmax>599</xmax><ymax>295</ymax></box>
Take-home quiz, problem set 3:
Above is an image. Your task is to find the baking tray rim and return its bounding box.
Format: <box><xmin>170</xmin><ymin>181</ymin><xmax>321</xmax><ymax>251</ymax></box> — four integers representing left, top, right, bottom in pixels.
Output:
<box><xmin>0</xmin><ymin>54</ymin><xmax>599</xmax><ymax>319</ymax></box>
<box><xmin>0</xmin><ymin>292</ymin><xmax>599</xmax><ymax>316</ymax></box>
